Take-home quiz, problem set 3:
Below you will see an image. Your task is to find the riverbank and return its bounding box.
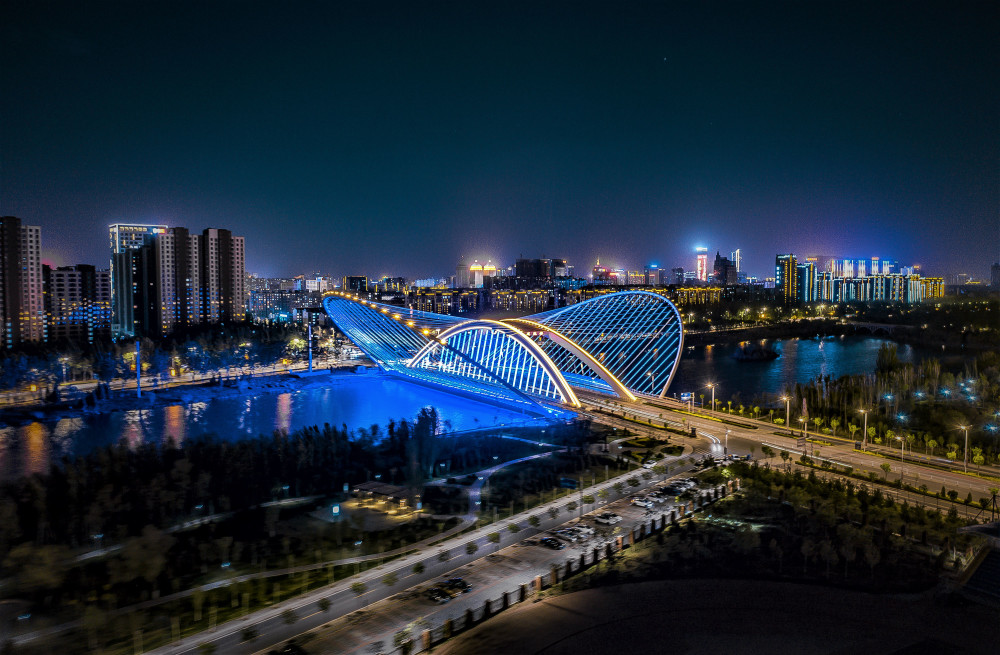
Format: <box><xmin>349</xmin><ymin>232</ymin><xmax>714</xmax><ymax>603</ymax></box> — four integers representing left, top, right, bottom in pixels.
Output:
<box><xmin>685</xmin><ymin>319</ymin><xmax>993</xmax><ymax>353</ymax></box>
<box><xmin>0</xmin><ymin>364</ymin><xmax>370</xmax><ymax>427</ymax></box>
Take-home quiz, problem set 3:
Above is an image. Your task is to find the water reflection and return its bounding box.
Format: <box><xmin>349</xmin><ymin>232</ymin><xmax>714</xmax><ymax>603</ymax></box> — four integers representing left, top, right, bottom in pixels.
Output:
<box><xmin>0</xmin><ymin>338</ymin><xmax>920</xmax><ymax>480</ymax></box>
<box><xmin>163</xmin><ymin>405</ymin><xmax>186</xmax><ymax>447</ymax></box>
<box><xmin>275</xmin><ymin>393</ymin><xmax>292</xmax><ymax>434</ymax></box>
<box><xmin>24</xmin><ymin>422</ymin><xmax>48</xmax><ymax>476</ymax></box>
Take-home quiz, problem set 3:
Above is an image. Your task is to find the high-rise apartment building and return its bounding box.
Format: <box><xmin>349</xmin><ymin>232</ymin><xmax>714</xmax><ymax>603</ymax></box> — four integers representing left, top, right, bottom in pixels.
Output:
<box><xmin>199</xmin><ymin>228</ymin><xmax>245</xmax><ymax>324</ymax></box>
<box><xmin>796</xmin><ymin>262</ymin><xmax>817</xmax><ymax>303</ymax></box>
<box><xmin>110</xmin><ymin>223</ymin><xmax>245</xmax><ymax>338</ymax></box>
<box><xmin>109</xmin><ymin>223</ymin><xmax>167</xmax><ymax>339</ymax></box>
<box><xmin>775</xmin><ymin>254</ymin><xmax>798</xmax><ymax>305</ymax></box>
<box><xmin>0</xmin><ymin>216</ymin><xmax>45</xmax><ymax>348</ymax></box>
<box><xmin>730</xmin><ymin>249</ymin><xmax>742</xmax><ymax>273</ymax></box>
<box><xmin>44</xmin><ymin>265</ymin><xmax>111</xmax><ymax>343</ymax></box>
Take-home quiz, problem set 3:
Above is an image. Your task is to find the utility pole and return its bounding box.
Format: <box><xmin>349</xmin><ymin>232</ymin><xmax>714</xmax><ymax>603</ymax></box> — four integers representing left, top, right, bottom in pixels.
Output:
<box><xmin>307</xmin><ymin>323</ymin><xmax>313</xmax><ymax>373</ymax></box>
<box><xmin>135</xmin><ymin>340</ymin><xmax>142</xmax><ymax>398</ymax></box>
<box><xmin>860</xmin><ymin>409</ymin><xmax>868</xmax><ymax>451</ymax></box>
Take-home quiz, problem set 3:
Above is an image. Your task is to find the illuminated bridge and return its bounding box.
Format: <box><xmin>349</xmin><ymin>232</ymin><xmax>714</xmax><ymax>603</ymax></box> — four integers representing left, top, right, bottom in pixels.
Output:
<box><xmin>322</xmin><ymin>290</ymin><xmax>684</xmax><ymax>414</ymax></box>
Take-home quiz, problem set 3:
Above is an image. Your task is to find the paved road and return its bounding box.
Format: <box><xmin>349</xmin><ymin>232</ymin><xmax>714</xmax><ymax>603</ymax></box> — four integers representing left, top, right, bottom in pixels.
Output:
<box><xmin>142</xmin><ymin>442</ymin><xmax>708</xmax><ymax>655</ymax></box>
<box><xmin>586</xmin><ymin>394</ymin><xmax>997</xmax><ymax>500</ymax></box>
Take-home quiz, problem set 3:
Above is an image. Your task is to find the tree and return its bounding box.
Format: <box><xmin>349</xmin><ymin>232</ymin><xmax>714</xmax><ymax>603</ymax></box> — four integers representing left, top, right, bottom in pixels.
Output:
<box><xmin>848</xmin><ymin>423</ymin><xmax>858</xmax><ymax>440</ymax></box>
<box><xmin>317</xmin><ymin>598</ymin><xmax>331</xmax><ymax>612</ymax></box>
<box><xmin>567</xmin><ymin>501</ymin><xmax>578</xmax><ymax>513</ymax></box>
<box><xmin>864</xmin><ymin>542</ymin><xmax>880</xmax><ymax>578</ymax></box>
<box><xmin>830</xmin><ymin>418</ymin><xmax>840</xmax><ymax>435</ymax></box>
<box><xmin>732</xmin><ymin>525</ymin><xmax>760</xmax><ymax>555</ymax></box>
<box><xmin>437</xmin><ymin>550</ymin><xmax>451</xmax><ymax>562</ymax></box>
<box><xmin>927</xmin><ymin>439</ymin><xmax>938</xmax><ymax>455</ymax></box>
<box><xmin>760</xmin><ymin>446</ymin><xmax>775</xmax><ymax>467</ymax></box>
<box><xmin>879</xmin><ymin>463</ymin><xmax>891</xmax><ymax>480</ymax></box>
<box><xmin>382</xmin><ymin>572</ymin><xmax>398</xmax><ymax>587</ymax></box>
<box><xmin>350</xmin><ymin>581</ymin><xmax>367</xmax><ymax>606</ymax></box>
<box><xmin>507</xmin><ymin>523</ymin><xmax>521</xmax><ymax>534</ymax></box>
<box><xmin>612</xmin><ymin>481</ymin><xmax>625</xmax><ymax>496</ymax></box>
<box><xmin>819</xmin><ymin>539</ymin><xmax>838</xmax><ymax>579</ymax></box>
<box><xmin>528</xmin><ymin>515</ymin><xmax>541</xmax><ymax>528</ymax></box>
<box><xmin>241</xmin><ymin>626</ymin><xmax>259</xmax><ymax>642</ymax></box>
<box><xmin>800</xmin><ymin>538</ymin><xmax>815</xmax><ymax>574</ymax></box>
<box><xmin>769</xmin><ymin>539</ymin><xmax>784</xmax><ymax>574</ymax></box>
<box><xmin>281</xmin><ymin>609</ymin><xmax>298</xmax><ymax>625</ymax></box>
<box><xmin>412</xmin><ymin>562</ymin><xmax>425</xmax><ymax>575</ymax></box>
<box><xmin>466</xmin><ymin>542</ymin><xmax>478</xmax><ymax>555</ymax></box>
<box><xmin>487</xmin><ymin>532</ymin><xmax>501</xmax><ymax>552</ymax></box>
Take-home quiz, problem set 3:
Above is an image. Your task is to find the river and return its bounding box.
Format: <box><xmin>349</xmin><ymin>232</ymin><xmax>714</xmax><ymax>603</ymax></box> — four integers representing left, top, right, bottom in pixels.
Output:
<box><xmin>0</xmin><ymin>336</ymin><xmax>922</xmax><ymax>480</ymax></box>
<box><xmin>0</xmin><ymin>375</ymin><xmax>544</xmax><ymax>480</ymax></box>
<box><xmin>668</xmin><ymin>335</ymin><xmax>927</xmax><ymax>404</ymax></box>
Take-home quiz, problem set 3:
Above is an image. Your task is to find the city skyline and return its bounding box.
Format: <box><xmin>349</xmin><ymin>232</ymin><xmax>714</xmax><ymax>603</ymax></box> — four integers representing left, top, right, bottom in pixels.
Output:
<box><xmin>2</xmin><ymin>1</ymin><xmax>997</xmax><ymax>279</ymax></box>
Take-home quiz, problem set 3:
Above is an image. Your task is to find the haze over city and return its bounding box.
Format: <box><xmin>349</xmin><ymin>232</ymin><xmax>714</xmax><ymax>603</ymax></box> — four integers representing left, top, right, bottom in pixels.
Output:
<box><xmin>3</xmin><ymin>0</ymin><xmax>998</xmax><ymax>279</ymax></box>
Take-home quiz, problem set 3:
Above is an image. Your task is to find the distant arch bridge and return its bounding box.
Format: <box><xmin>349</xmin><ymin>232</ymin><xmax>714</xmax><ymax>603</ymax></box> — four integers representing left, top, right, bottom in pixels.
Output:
<box><xmin>322</xmin><ymin>290</ymin><xmax>684</xmax><ymax>414</ymax></box>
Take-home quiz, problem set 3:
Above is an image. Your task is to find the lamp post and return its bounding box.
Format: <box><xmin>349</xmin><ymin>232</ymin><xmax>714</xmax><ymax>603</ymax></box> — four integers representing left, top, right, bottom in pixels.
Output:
<box><xmin>781</xmin><ymin>395</ymin><xmax>790</xmax><ymax>428</ymax></box>
<box><xmin>724</xmin><ymin>428</ymin><xmax>730</xmax><ymax>456</ymax></box>
<box><xmin>958</xmin><ymin>425</ymin><xmax>969</xmax><ymax>473</ymax></box>
<box><xmin>859</xmin><ymin>409</ymin><xmax>869</xmax><ymax>451</ymax></box>
<box><xmin>707</xmin><ymin>383</ymin><xmax>716</xmax><ymax>413</ymax></box>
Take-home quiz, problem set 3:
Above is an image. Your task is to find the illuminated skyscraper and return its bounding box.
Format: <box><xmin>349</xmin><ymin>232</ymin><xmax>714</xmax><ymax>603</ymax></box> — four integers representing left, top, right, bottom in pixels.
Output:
<box><xmin>775</xmin><ymin>254</ymin><xmax>798</xmax><ymax>305</ymax></box>
<box><xmin>796</xmin><ymin>262</ymin><xmax>816</xmax><ymax>302</ymax></box>
<box><xmin>730</xmin><ymin>249</ymin><xmax>742</xmax><ymax>273</ymax></box>
<box><xmin>695</xmin><ymin>247</ymin><xmax>708</xmax><ymax>282</ymax></box>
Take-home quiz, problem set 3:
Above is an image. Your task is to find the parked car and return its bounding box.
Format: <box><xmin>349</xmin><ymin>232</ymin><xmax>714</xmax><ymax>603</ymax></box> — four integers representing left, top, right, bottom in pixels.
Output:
<box><xmin>425</xmin><ymin>588</ymin><xmax>451</xmax><ymax>604</ymax></box>
<box><xmin>554</xmin><ymin>529</ymin><xmax>581</xmax><ymax>543</ymax></box>
<box><xmin>630</xmin><ymin>497</ymin><xmax>653</xmax><ymax>508</ymax></box>
<box><xmin>540</xmin><ymin>537</ymin><xmax>566</xmax><ymax>550</ymax></box>
<box><xmin>595</xmin><ymin>512</ymin><xmax>622</xmax><ymax>525</ymax></box>
<box><xmin>442</xmin><ymin>578</ymin><xmax>472</xmax><ymax>593</ymax></box>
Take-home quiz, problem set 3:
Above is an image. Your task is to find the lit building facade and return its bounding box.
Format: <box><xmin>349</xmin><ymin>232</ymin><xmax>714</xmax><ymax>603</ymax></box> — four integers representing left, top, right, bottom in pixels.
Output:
<box><xmin>695</xmin><ymin>247</ymin><xmax>709</xmax><ymax>282</ymax></box>
<box><xmin>1</xmin><ymin>216</ymin><xmax>46</xmax><ymax>348</ymax></box>
<box><xmin>775</xmin><ymin>254</ymin><xmax>798</xmax><ymax>305</ymax></box>
<box><xmin>43</xmin><ymin>265</ymin><xmax>111</xmax><ymax>343</ymax></box>
<box><xmin>110</xmin><ymin>223</ymin><xmax>246</xmax><ymax>338</ymax></box>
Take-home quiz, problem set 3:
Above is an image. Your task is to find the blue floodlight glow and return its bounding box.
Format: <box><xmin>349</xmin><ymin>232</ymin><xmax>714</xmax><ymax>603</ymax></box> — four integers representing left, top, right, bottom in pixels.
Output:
<box><xmin>322</xmin><ymin>290</ymin><xmax>684</xmax><ymax>411</ymax></box>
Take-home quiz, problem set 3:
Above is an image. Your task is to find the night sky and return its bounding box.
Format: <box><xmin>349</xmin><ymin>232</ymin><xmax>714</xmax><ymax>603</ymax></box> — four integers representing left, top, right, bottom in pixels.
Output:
<box><xmin>2</xmin><ymin>1</ymin><xmax>997</xmax><ymax>279</ymax></box>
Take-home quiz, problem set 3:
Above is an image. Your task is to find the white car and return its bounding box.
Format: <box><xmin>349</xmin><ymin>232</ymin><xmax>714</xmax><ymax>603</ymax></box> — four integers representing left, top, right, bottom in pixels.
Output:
<box><xmin>630</xmin><ymin>497</ymin><xmax>653</xmax><ymax>508</ymax></box>
<box><xmin>595</xmin><ymin>513</ymin><xmax>622</xmax><ymax>525</ymax></box>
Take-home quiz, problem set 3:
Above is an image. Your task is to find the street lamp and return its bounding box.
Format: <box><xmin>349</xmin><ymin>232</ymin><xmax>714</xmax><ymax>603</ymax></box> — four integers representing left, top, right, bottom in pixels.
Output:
<box><xmin>859</xmin><ymin>409</ymin><xmax>869</xmax><ymax>451</ymax></box>
<box><xmin>780</xmin><ymin>395</ymin><xmax>790</xmax><ymax>428</ymax></box>
<box><xmin>707</xmin><ymin>383</ymin><xmax>716</xmax><ymax>412</ymax></box>
<box><xmin>958</xmin><ymin>425</ymin><xmax>969</xmax><ymax>473</ymax></box>
<box><xmin>724</xmin><ymin>428</ymin><xmax>730</xmax><ymax>456</ymax></box>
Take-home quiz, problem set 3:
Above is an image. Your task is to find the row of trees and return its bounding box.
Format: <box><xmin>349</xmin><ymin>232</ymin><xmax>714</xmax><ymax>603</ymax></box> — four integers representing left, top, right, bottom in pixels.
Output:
<box><xmin>0</xmin><ymin>323</ymin><xmax>324</xmax><ymax>393</ymax></box>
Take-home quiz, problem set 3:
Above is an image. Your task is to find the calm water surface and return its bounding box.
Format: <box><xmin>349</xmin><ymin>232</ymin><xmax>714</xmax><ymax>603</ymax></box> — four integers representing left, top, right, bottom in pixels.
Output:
<box><xmin>0</xmin><ymin>336</ymin><xmax>925</xmax><ymax>479</ymax></box>
<box><xmin>669</xmin><ymin>335</ymin><xmax>927</xmax><ymax>402</ymax></box>
<box><xmin>0</xmin><ymin>375</ymin><xmax>539</xmax><ymax>479</ymax></box>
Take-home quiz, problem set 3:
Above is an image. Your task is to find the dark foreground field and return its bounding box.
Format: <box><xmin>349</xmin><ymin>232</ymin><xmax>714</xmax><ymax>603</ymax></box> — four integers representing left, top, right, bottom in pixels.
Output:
<box><xmin>435</xmin><ymin>578</ymin><xmax>996</xmax><ymax>655</ymax></box>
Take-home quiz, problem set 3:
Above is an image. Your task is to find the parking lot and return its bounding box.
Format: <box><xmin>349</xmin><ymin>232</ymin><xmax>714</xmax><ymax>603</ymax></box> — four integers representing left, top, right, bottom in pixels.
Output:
<box><xmin>299</xmin><ymin>471</ymin><xmax>719</xmax><ymax>654</ymax></box>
